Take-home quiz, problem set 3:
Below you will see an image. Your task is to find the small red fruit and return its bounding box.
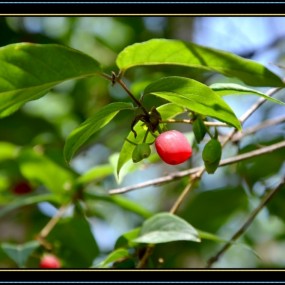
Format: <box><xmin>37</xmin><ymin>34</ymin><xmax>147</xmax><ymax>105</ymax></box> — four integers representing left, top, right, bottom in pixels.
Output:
<box><xmin>155</xmin><ymin>130</ymin><xmax>192</xmax><ymax>165</ymax></box>
<box><xmin>39</xmin><ymin>254</ymin><xmax>61</xmax><ymax>269</ymax></box>
<box><xmin>12</xmin><ymin>181</ymin><xmax>33</xmax><ymax>195</ymax></box>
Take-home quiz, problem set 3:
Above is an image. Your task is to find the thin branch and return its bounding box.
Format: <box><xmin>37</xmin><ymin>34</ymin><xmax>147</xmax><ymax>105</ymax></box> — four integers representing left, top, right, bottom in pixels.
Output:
<box><xmin>162</xmin><ymin>119</ymin><xmax>228</xmax><ymax>127</ymax></box>
<box><xmin>116</xmin><ymin>78</ymin><xmax>149</xmax><ymax>116</ymax></box>
<box><xmin>109</xmin><ymin>140</ymin><xmax>285</xmax><ymax>195</ymax></box>
<box><xmin>206</xmin><ymin>176</ymin><xmax>285</xmax><ymax>268</ymax></box>
<box><xmin>109</xmin><ymin>166</ymin><xmax>202</xmax><ymax>195</ymax></box>
<box><xmin>221</xmin><ymin>86</ymin><xmax>282</xmax><ymax>148</ymax></box>
<box><xmin>37</xmin><ymin>203</ymin><xmax>70</xmax><ymax>248</ymax></box>
<box><xmin>232</xmin><ymin>115</ymin><xmax>285</xmax><ymax>142</ymax></box>
<box><xmin>170</xmin><ymin>169</ymin><xmax>204</xmax><ymax>214</ymax></box>
<box><xmin>136</xmin><ymin>245</ymin><xmax>155</xmax><ymax>269</ymax></box>
<box><xmin>239</xmin><ymin>87</ymin><xmax>283</xmax><ymax>124</ymax></box>
<box><xmin>99</xmin><ymin>72</ymin><xmax>149</xmax><ymax>116</ymax></box>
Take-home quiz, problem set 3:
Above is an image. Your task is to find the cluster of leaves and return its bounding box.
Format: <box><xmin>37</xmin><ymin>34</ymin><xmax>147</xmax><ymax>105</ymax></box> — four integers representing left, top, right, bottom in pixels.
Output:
<box><xmin>0</xmin><ymin>38</ymin><xmax>284</xmax><ymax>268</ymax></box>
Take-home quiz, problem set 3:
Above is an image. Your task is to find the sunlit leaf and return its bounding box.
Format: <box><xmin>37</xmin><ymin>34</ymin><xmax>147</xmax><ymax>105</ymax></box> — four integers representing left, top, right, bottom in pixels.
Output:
<box><xmin>144</xmin><ymin>76</ymin><xmax>241</xmax><ymax>130</ymax></box>
<box><xmin>0</xmin><ymin>42</ymin><xmax>101</xmax><ymax>117</ymax></box>
<box><xmin>210</xmin><ymin>83</ymin><xmax>285</xmax><ymax>105</ymax></box>
<box><xmin>117</xmin><ymin>38</ymin><xmax>284</xmax><ymax>87</ymax></box>
<box><xmin>96</xmin><ymin>248</ymin><xmax>130</xmax><ymax>268</ymax></box>
<box><xmin>133</xmin><ymin>212</ymin><xmax>200</xmax><ymax>244</ymax></box>
<box><xmin>0</xmin><ymin>142</ymin><xmax>19</xmax><ymax>162</ymax></box>
<box><xmin>76</xmin><ymin>164</ymin><xmax>113</xmax><ymax>185</ymax></box>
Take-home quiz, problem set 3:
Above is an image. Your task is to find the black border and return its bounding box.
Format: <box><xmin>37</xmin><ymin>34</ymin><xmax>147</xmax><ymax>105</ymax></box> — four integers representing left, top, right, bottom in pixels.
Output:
<box><xmin>1</xmin><ymin>269</ymin><xmax>285</xmax><ymax>282</ymax></box>
<box><xmin>1</xmin><ymin>3</ymin><xmax>285</xmax><ymax>283</ymax></box>
<box><xmin>0</xmin><ymin>2</ymin><xmax>285</xmax><ymax>15</ymax></box>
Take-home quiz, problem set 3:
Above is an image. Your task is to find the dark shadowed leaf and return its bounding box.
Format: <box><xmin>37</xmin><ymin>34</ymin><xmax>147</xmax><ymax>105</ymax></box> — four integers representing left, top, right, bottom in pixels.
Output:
<box><xmin>1</xmin><ymin>240</ymin><xmax>40</xmax><ymax>268</ymax></box>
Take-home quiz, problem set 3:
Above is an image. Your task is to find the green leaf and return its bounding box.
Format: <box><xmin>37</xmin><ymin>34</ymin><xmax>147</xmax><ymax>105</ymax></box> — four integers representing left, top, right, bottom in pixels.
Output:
<box><xmin>202</xmin><ymin>139</ymin><xmax>222</xmax><ymax>174</ymax></box>
<box><xmin>210</xmin><ymin>83</ymin><xmax>285</xmax><ymax>105</ymax></box>
<box><xmin>85</xmin><ymin>192</ymin><xmax>153</xmax><ymax>219</ymax></box>
<box><xmin>76</xmin><ymin>164</ymin><xmax>113</xmax><ymax>185</ymax></box>
<box><xmin>115</xmin><ymin>228</ymin><xmax>141</xmax><ymax>249</ymax></box>
<box><xmin>64</xmin><ymin>102</ymin><xmax>133</xmax><ymax>163</ymax></box>
<box><xmin>48</xmin><ymin>213</ymin><xmax>99</xmax><ymax>268</ymax></box>
<box><xmin>0</xmin><ymin>42</ymin><xmax>101</xmax><ymax>117</ymax></box>
<box><xmin>144</xmin><ymin>76</ymin><xmax>241</xmax><ymax>130</ymax></box>
<box><xmin>133</xmin><ymin>212</ymin><xmax>200</xmax><ymax>244</ymax></box>
<box><xmin>96</xmin><ymin>248</ymin><xmax>130</xmax><ymax>268</ymax></box>
<box><xmin>181</xmin><ymin>186</ymin><xmax>248</xmax><ymax>233</ymax></box>
<box><xmin>1</xmin><ymin>240</ymin><xmax>40</xmax><ymax>268</ymax></box>
<box><xmin>116</xmin><ymin>103</ymin><xmax>185</xmax><ymax>176</ymax></box>
<box><xmin>117</xmin><ymin>38</ymin><xmax>284</xmax><ymax>87</ymax></box>
<box><xmin>0</xmin><ymin>193</ymin><xmax>57</xmax><ymax>218</ymax></box>
<box><xmin>18</xmin><ymin>148</ymin><xmax>75</xmax><ymax>201</ymax></box>
<box><xmin>0</xmin><ymin>142</ymin><xmax>19</xmax><ymax>162</ymax></box>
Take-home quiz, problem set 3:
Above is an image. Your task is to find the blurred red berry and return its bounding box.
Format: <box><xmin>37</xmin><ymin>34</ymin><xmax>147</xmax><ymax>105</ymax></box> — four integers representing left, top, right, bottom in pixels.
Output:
<box><xmin>39</xmin><ymin>254</ymin><xmax>61</xmax><ymax>269</ymax></box>
<box><xmin>155</xmin><ymin>130</ymin><xmax>192</xmax><ymax>165</ymax></box>
<box><xmin>12</xmin><ymin>181</ymin><xmax>33</xmax><ymax>195</ymax></box>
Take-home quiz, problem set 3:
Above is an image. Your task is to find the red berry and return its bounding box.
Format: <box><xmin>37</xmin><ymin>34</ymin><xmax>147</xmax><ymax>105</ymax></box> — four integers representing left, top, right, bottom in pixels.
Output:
<box><xmin>155</xmin><ymin>130</ymin><xmax>192</xmax><ymax>165</ymax></box>
<box><xmin>12</xmin><ymin>181</ymin><xmax>33</xmax><ymax>195</ymax></box>
<box><xmin>39</xmin><ymin>254</ymin><xmax>61</xmax><ymax>269</ymax></box>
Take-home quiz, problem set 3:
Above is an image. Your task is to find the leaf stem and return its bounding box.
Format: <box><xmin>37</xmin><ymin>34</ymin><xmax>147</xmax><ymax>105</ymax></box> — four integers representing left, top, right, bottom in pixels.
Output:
<box><xmin>100</xmin><ymin>72</ymin><xmax>150</xmax><ymax>116</ymax></box>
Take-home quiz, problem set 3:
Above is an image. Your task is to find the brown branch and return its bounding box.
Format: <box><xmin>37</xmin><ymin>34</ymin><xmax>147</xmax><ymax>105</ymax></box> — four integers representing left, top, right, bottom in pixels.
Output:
<box><xmin>109</xmin><ymin>140</ymin><xmax>285</xmax><ymax>195</ymax></box>
<box><xmin>170</xmin><ymin>169</ymin><xmax>205</xmax><ymax>214</ymax></box>
<box><xmin>206</xmin><ymin>176</ymin><xmax>285</xmax><ymax>268</ymax></box>
<box><xmin>239</xmin><ymin>87</ymin><xmax>283</xmax><ymax>124</ymax></box>
<box><xmin>163</xmin><ymin>119</ymin><xmax>228</xmax><ymax>127</ymax></box>
<box><xmin>37</xmin><ymin>203</ymin><xmax>70</xmax><ymax>249</ymax></box>
<box><xmin>232</xmin><ymin>115</ymin><xmax>285</xmax><ymax>142</ymax></box>
<box><xmin>136</xmin><ymin>245</ymin><xmax>155</xmax><ymax>269</ymax></box>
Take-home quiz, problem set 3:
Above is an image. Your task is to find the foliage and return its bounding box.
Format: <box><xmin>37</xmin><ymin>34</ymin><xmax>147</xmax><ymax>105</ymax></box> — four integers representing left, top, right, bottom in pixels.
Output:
<box><xmin>0</xmin><ymin>17</ymin><xmax>285</xmax><ymax>269</ymax></box>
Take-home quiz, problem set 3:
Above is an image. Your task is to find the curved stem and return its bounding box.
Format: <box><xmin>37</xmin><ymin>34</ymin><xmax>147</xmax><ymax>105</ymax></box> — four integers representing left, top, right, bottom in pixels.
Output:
<box><xmin>116</xmin><ymin>78</ymin><xmax>149</xmax><ymax>116</ymax></box>
<box><xmin>99</xmin><ymin>72</ymin><xmax>150</xmax><ymax>116</ymax></box>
